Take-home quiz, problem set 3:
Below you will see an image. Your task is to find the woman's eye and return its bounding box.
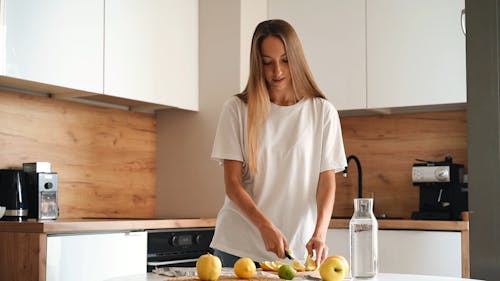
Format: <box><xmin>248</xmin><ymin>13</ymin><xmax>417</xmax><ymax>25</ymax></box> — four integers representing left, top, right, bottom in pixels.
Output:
<box><xmin>282</xmin><ymin>58</ymin><xmax>288</xmax><ymax>63</ymax></box>
<box><xmin>262</xmin><ymin>61</ymin><xmax>272</xmax><ymax>65</ymax></box>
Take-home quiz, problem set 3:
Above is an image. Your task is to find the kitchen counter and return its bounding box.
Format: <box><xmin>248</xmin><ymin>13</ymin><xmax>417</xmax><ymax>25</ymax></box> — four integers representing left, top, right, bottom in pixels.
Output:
<box><xmin>0</xmin><ymin>218</ymin><xmax>217</xmax><ymax>233</ymax></box>
<box><xmin>0</xmin><ymin>218</ymin><xmax>468</xmax><ymax>233</ymax></box>
<box><xmin>103</xmin><ymin>273</ymin><xmax>483</xmax><ymax>281</ymax></box>
<box><xmin>329</xmin><ymin>219</ymin><xmax>469</xmax><ymax>231</ymax></box>
<box><xmin>0</xmin><ymin>218</ymin><xmax>470</xmax><ymax>281</ymax></box>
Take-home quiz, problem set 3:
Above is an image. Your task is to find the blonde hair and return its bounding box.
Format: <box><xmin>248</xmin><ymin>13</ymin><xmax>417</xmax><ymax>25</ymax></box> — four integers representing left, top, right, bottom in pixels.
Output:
<box><xmin>237</xmin><ymin>19</ymin><xmax>326</xmax><ymax>175</ymax></box>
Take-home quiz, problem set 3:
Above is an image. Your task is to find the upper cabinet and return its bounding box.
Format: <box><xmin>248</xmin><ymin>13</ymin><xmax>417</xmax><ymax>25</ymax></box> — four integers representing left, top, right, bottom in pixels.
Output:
<box><xmin>0</xmin><ymin>0</ymin><xmax>198</xmax><ymax>112</ymax></box>
<box><xmin>1</xmin><ymin>0</ymin><xmax>104</xmax><ymax>94</ymax></box>
<box><xmin>268</xmin><ymin>0</ymin><xmax>366</xmax><ymax>111</ymax></box>
<box><xmin>268</xmin><ymin>0</ymin><xmax>466</xmax><ymax>111</ymax></box>
<box><xmin>367</xmin><ymin>0</ymin><xmax>466</xmax><ymax>108</ymax></box>
<box><xmin>104</xmin><ymin>0</ymin><xmax>199</xmax><ymax>111</ymax></box>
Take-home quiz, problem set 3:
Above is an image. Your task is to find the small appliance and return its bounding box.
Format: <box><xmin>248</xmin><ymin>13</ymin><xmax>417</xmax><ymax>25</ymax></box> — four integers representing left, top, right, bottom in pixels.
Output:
<box><xmin>0</xmin><ymin>169</ymin><xmax>29</xmax><ymax>221</ymax></box>
<box><xmin>23</xmin><ymin>162</ymin><xmax>59</xmax><ymax>220</ymax></box>
<box><xmin>411</xmin><ymin>156</ymin><xmax>468</xmax><ymax>220</ymax></box>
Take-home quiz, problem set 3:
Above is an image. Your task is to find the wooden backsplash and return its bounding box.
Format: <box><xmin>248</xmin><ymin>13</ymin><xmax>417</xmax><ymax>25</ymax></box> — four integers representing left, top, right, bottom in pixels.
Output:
<box><xmin>0</xmin><ymin>90</ymin><xmax>156</xmax><ymax>219</ymax></box>
<box><xmin>1</xmin><ymin>88</ymin><xmax>466</xmax><ymax>220</ymax></box>
<box><xmin>334</xmin><ymin>110</ymin><xmax>467</xmax><ymax>219</ymax></box>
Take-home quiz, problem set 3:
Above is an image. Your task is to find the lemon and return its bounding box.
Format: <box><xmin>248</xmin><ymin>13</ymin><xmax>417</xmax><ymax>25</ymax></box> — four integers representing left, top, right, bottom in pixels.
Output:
<box><xmin>260</xmin><ymin>261</ymin><xmax>274</xmax><ymax>271</ymax></box>
<box><xmin>271</xmin><ymin>260</ymin><xmax>285</xmax><ymax>270</ymax></box>
<box><xmin>278</xmin><ymin>264</ymin><xmax>296</xmax><ymax>280</ymax></box>
<box><xmin>196</xmin><ymin>253</ymin><xmax>222</xmax><ymax>281</ymax></box>
<box><xmin>291</xmin><ymin>259</ymin><xmax>306</xmax><ymax>272</ymax></box>
<box><xmin>234</xmin><ymin>257</ymin><xmax>257</xmax><ymax>279</ymax></box>
<box><xmin>304</xmin><ymin>254</ymin><xmax>318</xmax><ymax>271</ymax></box>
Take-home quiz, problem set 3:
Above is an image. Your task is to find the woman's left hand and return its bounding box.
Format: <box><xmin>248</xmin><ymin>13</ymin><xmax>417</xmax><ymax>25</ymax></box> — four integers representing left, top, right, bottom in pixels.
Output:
<box><xmin>306</xmin><ymin>236</ymin><xmax>329</xmax><ymax>266</ymax></box>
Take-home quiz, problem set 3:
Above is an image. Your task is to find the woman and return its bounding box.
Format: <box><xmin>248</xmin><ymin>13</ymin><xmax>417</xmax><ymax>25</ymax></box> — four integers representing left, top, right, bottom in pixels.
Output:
<box><xmin>211</xmin><ymin>19</ymin><xmax>346</xmax><ymax>267</ymax></box>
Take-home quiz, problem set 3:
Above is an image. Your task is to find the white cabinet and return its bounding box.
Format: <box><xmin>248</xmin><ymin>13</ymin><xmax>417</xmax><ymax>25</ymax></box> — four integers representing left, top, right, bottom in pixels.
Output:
<box><xmin>268</xmin><ymin>0</ymin><xmax>465</xmax><ymax>111</ymax></box>
<box><xmin>367</xmin><ymin>0</ymin><xmax>466</xmax><ymax>108</ymax></box>
<box><xmin>326</xmin><ymin>229</ymin><xmax>462</xmax><ymax>277</ymax></box>
<box><xmin>268</xmin><ymin>0</ymin><xmax>366</xmax><ymax>110</ymax></box>
<box><xmin>46</xmin><ymin>231</ymin><xmax>147</xmax><ymax>281</ymax></box>
<box><xmin>1</xmin><ymin>0</ymin><xmax>104</xmax><ymax>94</ymax></box>
<box><xmin>104</xmin><ymin>0</ymin><xmax>199</xmax><ymax>111</ymax></box>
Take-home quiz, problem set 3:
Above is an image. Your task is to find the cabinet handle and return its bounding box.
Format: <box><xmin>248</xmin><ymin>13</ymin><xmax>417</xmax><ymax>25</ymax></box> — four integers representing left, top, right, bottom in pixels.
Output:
<box><xmin>460</xmin><ymin>9</ymin><xmax>466</xmax><ymax>35</ymax></box>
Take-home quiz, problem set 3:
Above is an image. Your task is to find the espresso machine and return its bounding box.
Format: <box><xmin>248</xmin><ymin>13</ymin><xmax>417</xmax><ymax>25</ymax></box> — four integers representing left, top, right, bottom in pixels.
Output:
<box><xmin>411</xmin><ymin>156</ymin><xmax>468</xmax><ymax>221</ymax></box>
<box><xmin>23</xmin><ymin>162</ymin><xmax>59</xmax><ymax>220</ymax></box>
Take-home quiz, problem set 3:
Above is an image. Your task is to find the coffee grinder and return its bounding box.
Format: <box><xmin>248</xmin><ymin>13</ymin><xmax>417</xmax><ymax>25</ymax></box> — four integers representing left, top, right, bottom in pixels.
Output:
<box><xmin>411</xmin><ymin>156</ymin><xmax>468</xmax><ymax>220</ymax></box>
<box><xmin>23</xmin><ymin>162</ymin><xmax>59</xmax><ymax>220</ymax></box>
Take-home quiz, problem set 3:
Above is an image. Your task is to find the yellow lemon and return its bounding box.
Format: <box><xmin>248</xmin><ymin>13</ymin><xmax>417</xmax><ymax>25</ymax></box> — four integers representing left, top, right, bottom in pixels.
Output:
<box><xmin>271</xmin><ymin>260</ymin><xmax>285</xmax><ymax>270</ymax></box>
<box><xmin>260</xmin><ymin>261</ymin><xmax>274</xmax><ymax>271</ymax></box>
<box><xmin>304</xmin><ymin>255</ymin><xmax>318</xmax><ymax>271</ymax></box>
<box><xmin>291</xmin><ymin>259</ymin><xmax>306</xmax><ymax>272</ymax></box>
<box><xmin>234</xmin><ymin>257</ymin><xmax>257</xmax><ymax>279</ymax></box>
<box><xmin>278</xmin><ymin>264</ymin><xmax>296</xmax><ymax>280</ymax></box>
<box><xmin>196</xmin><ymin>253</ymin><xmax>222</xmax><ymax>281</ymax></box>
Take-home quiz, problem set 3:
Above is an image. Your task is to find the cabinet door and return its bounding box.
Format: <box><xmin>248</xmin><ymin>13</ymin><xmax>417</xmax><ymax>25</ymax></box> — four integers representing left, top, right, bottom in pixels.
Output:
<box><xmin>46</xmin><ymin>231</ymin><xmax>147</xmax><ymax>281</ymax></box>
<box><xmin>2</xmin><ymin>0</ymin><xmax>104</xmax><ymax>93</ymax></box>
<box><xmin>367</xmin><ymin>0</ymin><xmax>466</xmax><ymax>108</ymax></box>
<box><xmin>104</xmin><ymin>0</ymin><xmax>198</xmax><ymax>110</ymax></box>
<box><xmin>268</xmin><ymin>0</ymin><xmax>366</xmax><ymax>110</ymax></box>
<box><xmin>327</xmin><ymin>229</ymin><xmax>462</xmax><ymax>277</ymax></box>
<box><xmin>379</xmin><ymin>230</ymin><xmax>462</xmax><ymax>277</ymax></box>
<box><xmin>326</xmin><ymin>228</ymin><xmax>350</xmax><ymax>258</ymax></box>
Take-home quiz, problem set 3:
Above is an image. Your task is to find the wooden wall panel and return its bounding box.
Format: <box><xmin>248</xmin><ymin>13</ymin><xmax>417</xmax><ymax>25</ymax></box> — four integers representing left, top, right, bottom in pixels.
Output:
<box><xmin>334</xmin><ymin>110</ymin><xmax>467</xmax><ymax>219</ymax></box>
<box><xmin>0</xmin><ymin>90</ymin><xmax>156</xmax><ymax>218</ymax></box>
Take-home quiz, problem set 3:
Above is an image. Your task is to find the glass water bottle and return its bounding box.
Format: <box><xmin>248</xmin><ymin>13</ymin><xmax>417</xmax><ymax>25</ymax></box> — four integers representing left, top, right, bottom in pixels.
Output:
<box><xmin>349</xmin><ymin>198</ymin><xmax>378</xmax><ymax>278</ymax></box>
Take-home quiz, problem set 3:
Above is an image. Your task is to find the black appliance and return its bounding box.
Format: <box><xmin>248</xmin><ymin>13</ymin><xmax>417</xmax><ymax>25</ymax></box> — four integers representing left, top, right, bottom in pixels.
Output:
<box><xmin>147</xmin><ymin>227</ymin><xmax>215</xmax><ymax>272</ymax></box>
<box><xmin>23</xmin><ymin>162</ymin><xmax>59</xmax><ymax>220</ymax></box>
<box><xmin>411</xmin><ymin>156</ymin><xmax>468</xmax><ymax>220</ymax></box>
<box><xmin>0</xmin><ymin>169</ymin><xmax>29</xmax><ymax>221</ymax></box>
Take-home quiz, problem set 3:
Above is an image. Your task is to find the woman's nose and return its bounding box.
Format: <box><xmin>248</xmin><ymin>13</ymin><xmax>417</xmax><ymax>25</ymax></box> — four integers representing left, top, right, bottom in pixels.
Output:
<box><xmin>273</xmin><ymin>62</ymin><xmax>283</xmax><ymax>76</ymax></box>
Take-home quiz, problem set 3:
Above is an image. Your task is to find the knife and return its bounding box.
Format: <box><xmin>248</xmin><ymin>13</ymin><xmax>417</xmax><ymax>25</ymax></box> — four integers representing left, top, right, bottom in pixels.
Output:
<box><xmin>285</xmin><ymin>249</ymin><xmax>295</xmax><ymax>260</ymax></box>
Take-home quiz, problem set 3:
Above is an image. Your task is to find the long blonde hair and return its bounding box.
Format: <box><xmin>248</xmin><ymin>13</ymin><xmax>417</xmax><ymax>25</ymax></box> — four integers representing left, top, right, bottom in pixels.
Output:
<box><xmin>237</xmin><ymin>19</ymin><xmax>326</xmax><ymax>175</ymax></box>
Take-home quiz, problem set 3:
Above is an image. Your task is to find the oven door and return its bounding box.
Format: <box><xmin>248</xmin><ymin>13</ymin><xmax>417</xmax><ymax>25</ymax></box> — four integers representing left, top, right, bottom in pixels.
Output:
<box><xmin>147</xmin><ymin>228</ymin><xmax>214</xmax><ymax>272</ymax></box>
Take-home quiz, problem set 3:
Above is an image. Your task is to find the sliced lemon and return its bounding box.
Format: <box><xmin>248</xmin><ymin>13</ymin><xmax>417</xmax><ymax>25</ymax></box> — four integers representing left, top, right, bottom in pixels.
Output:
<box><xmin>271</xmin><ymin>260</ymin><xmax>285</xmax><ymax>271</ymax></box>
<box><xmin>291</xmin><ymin>259</ymin><xmax>306</xmax><ymax>272</ymax></box>
<box><xmin>260</xmin><ymin>261</ymin><xmax>274</xmax><ymax>271</ymax></box>
<box><xmin>304</xmin><ymin>254</ymin><xmax>318</xmax><ymax>271</ymax></box>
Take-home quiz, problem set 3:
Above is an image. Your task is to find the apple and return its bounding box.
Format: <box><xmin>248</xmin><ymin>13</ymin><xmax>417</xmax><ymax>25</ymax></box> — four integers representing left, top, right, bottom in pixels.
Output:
<box><xmin>319</xmin><ymin>255</ymin><xmax>349</xmax><ymax>281</ymax></box>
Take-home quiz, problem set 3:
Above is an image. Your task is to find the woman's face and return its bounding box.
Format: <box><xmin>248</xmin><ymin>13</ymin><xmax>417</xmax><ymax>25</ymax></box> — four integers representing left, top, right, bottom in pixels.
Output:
<box><xmin>260</xmin><ymin>36</ymin><xmax>292</xmax><ymax>94</ymax></box>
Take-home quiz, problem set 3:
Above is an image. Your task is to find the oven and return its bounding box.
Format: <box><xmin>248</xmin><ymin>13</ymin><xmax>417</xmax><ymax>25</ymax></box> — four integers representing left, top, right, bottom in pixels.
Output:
<box><xmin>147</xmin><ymin>227</ymin><xmax>215</xmax><ymax>272</ymax></box>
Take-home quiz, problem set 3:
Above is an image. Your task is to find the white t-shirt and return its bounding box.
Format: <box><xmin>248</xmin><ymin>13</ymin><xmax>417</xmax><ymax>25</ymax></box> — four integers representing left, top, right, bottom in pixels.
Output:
<box><xmin>210</xmin><ymin>96</ymin><xmax>347</xmax><ymax>263</ymax></box>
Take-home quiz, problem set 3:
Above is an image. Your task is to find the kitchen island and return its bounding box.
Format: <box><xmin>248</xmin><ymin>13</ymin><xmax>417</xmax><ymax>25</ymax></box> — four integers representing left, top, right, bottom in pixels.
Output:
<box><xmin>105</xmin><ymin>272</ymin><xmax>482</xmax><ymax>281</ymax></box>
<box><xmin>0</xmin><ymin>218</ymin><xmax>468</xmax><ymax>281</ymax></box>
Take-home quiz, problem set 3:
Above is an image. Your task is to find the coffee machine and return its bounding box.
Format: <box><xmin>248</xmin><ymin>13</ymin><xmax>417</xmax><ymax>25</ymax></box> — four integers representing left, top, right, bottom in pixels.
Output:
<box><xmin>0</xmin><ymin>169</ymin><xmax>29</xmax><ymax>221</ymax></box>
<box><xmin>411</xmin><ymin>156</ymin><xmax>468</xmax><ymax>220</ymax></box>
<box><xmin>23</xmin><ymin>162</ymin><xmax>59</xmax><ymax>220</ymax></box>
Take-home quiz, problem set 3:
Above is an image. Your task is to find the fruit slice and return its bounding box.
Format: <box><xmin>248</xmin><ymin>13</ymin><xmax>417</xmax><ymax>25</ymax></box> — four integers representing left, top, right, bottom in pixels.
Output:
<box><xmin>291</xmin><ymin>259</ymin><xmax>306</xmax><ymax>272</ymax></box>
<box><xmin>260</xmin><ymin>261</ymin><xmax>274</xmax><ymax>271</ymax></box>
<box><xmin>304</xmin><ymin>254</ymin><xmax>318</xmax><ymax>271</ymax></box>
<box><xmin>271</xmin><ymin>260</ymin><xmax>285</xmax><ymax>270</ymax></box>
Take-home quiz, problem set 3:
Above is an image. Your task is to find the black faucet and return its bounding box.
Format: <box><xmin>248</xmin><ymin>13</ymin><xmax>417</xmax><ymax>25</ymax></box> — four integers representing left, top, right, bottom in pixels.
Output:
<box><xmin>343</xmin><ymin>155</ymin><xmax>363</xmax><ymax>198</ymax></box>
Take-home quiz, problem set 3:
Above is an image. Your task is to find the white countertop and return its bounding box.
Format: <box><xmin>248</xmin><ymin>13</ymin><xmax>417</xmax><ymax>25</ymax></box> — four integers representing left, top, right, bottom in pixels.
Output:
<box><xmin>104</xmin><ymin>273</ymin><xmax>483</xmax><ymax>281</ymax></box>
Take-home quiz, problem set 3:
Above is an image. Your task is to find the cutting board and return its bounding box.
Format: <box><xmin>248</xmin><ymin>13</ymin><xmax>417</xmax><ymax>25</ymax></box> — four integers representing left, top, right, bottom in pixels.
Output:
<box><xmin>163</xmin><ymin>276</ymin><xmax>279</xmax><ymax>281</ymax></box>
<box><xmin>162</xmin><ymin>270</ymin><xmax>321</xmax><ymax>281</ymax></box>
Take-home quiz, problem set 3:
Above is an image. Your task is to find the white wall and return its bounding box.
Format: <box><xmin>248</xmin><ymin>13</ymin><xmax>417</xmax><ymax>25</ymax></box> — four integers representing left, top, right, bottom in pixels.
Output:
<box><xmin>156</xmin><ymin>0</ymin><xmax>267</xmax><ymax>218</ymax></box>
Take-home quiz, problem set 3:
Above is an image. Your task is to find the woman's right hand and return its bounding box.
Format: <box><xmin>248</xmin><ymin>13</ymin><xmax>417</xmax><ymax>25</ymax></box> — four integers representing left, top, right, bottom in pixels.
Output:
<box><xmin>258</xmin><ymin>221</ymin><xmax>288</xmax><ymax>259</ymax></box>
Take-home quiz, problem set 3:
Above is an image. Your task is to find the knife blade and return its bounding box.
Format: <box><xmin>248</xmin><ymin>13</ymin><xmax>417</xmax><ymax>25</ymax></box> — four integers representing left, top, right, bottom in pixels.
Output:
<box><xmin>285</xmin><ymin>249</ymin><xmax>295</xmax><ymax>260</ymax></box>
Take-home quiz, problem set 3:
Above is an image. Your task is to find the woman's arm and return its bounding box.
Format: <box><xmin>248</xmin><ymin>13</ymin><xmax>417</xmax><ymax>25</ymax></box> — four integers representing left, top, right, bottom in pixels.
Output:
<box><xmin>223</xmin><ymin>159</ymin><xmax>288</xmax><ymax>259</ymax></box>
<box><xmin>306</xmin><ymin>169</ymin><xmax>336</xmax><ymax>265</ymax></box>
